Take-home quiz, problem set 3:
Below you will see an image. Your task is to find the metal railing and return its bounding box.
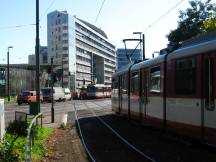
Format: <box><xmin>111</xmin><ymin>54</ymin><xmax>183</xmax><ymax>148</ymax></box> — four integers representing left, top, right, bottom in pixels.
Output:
<box><xmin>26</xmin><ymin>113</ymin><xmax>43</xmax><ymax>162</ymax></box>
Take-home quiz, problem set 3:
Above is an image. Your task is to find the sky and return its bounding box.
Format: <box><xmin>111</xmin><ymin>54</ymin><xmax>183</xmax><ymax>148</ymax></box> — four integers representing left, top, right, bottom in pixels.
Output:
<box><xmin>0</xmin><ymin>0</ymin><xmax>212</xmax><ymax>64</ymax></box>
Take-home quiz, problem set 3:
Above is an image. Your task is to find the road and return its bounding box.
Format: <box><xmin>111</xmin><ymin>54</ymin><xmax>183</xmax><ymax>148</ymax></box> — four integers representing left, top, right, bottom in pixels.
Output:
<box><xmin>4</xmin><ymin>99</ymin><xmax>111</xmax><ymax>125</ymax></box>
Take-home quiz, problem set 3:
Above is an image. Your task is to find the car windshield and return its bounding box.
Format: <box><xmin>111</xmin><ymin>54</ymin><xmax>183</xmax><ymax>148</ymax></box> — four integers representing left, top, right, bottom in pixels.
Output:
<box><xmin>22</xmin><ymin>92</ymin><xmax>30</xmax><ymax>96</ymax></box>
<box><xmin>41</xmin><ymin>89</ymin><xmax>51</xmax><ymax>95</ymax></box>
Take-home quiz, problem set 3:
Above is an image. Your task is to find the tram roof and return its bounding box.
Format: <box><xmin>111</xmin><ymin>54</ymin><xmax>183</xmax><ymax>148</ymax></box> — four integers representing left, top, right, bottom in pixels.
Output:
<box><xmin>131</xmin><ymin>55</ymin><xmax>165</xmax><ymax>72</ymax></box>
<box><xmin>112</xmin><ymin>33</ymin><xmax>216</xmax><ymax>78</ymax></box>
<box><xmin>167</xmin><ymin>38</ymin><xmax>216</xmax><ymax>60</ymax></box>
<box><xmin>112</xmin><ymin>62</ymin><xmax>134</xmax><ymax>78</ymax></box>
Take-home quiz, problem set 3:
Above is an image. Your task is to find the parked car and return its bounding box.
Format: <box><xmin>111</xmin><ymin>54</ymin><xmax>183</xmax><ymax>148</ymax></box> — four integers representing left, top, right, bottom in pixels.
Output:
<box><xmin>41</xmin><ymin>87</ymin><xmax>66</xmax><ymax>102</ymax></box>
<box><xmin>64</xmin><ymin>88</ymin><xmax>72</xmax><ymax>100</ymax></box>
<box><xmin>17</xmin><ymin>91</ymin><xmax>43</xmax><ymax>105</ymax></box>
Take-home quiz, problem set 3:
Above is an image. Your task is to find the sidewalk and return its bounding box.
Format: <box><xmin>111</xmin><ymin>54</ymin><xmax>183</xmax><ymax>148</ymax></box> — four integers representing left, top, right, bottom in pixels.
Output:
<box><xmin>41</xmin><ymin>111</ymin><xmax>89</xmax><ymax>162</ymax></box>
<box><xmin>42</xmin><ymin>113</ymin><xmax>68</xmax><ymax>128</ymax></box>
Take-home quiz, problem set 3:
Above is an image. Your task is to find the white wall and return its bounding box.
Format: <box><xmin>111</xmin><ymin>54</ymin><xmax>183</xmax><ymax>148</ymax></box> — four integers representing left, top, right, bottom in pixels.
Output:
<box><xmin>0</xmin><ymin>99</ymin><xmax>5</xmax><ymax>140</ymax></box>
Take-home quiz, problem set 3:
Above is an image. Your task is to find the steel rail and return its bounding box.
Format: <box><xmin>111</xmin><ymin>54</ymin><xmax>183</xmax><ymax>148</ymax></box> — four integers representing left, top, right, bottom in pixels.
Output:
<box><xmin>83</xmin><ymin>101</ymin><xmax>157</xmax><ymax>162</ymax></box>
<box><xmin>74</xmin><ymin>103</ymin><xmax>96</xmax><ymax>162</ymax></box>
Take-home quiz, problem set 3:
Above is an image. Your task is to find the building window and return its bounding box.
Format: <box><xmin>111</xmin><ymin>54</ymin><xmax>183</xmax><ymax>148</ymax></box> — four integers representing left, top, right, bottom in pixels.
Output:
<box><xmin>149</xmin><ymin>66</ymin><xmax>160</xmax><ymax>93</ymax></box>
<box><xmin>175</xmin><ymin>58</ymin><xmax>196</xmax><ymax>95</ymax></box>
<box><xmin>62</xmin><ymin>54</ymin><xmax>68</xmax><ymax>57</ymax></box>
<box><xmin>62</xmin><ymin>40</ymin><xmax>68</xmax><ymax>44</ymax></box>
<box><xmin>62</xmin><ymin>47</ymin><xmax>68</xmax><ymax>50</ymax></box>
<box><xmin>62</xmin><ymin>33</ymin><xmax>67</xmax><ymax>37</ymax></box>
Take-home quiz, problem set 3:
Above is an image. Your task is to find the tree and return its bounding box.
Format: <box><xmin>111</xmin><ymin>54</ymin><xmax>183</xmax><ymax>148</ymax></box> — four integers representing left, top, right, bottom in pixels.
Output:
<box><xmin>204</xmin><ymin>15</ymin><xmax>216</xmax><ymax>31</ymax></box>
<box><xmin>167</xmin><ymin>0</ymin><xmax>216</xmax><ymax>52</ymax></box>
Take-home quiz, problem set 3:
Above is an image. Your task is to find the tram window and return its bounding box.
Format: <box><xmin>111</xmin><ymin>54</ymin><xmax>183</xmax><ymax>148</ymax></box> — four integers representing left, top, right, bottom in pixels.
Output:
<box><xmin>149</xmin><ymin>66</ymin><xmax>160</xmax><ymax>93</ymax></box>
<box><xmin>112</xmin><ymin>78</ymin><xmax>118</xmax><ymax>89</ymax></box>
<box><xmin>175</xmin><ymin>58</ymin><xmax>196</xmax><ymax>95</ymax></box>
<box><xmin>122</xmin><ymin>74</ymin><xmax>128</xmax><ymax>94</ymax></box>
<box><xmin>131</xmin><ymin>72</ymin><xmax>139</xmax><ymax>93</ymax></box>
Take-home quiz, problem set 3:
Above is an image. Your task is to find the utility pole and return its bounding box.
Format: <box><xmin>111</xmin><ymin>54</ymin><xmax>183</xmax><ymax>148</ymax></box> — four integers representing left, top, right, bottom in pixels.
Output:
<box><xmin>51</xmin><ymin>58</ymin><xmax>54</xmax><ymax>123</ymax></box>
<box><xmin>7</xmin><ymin>46</ymin><xmax>13</xmax><ymax>102</ymax></box>
<box><xmin>142</xmin><ymin>34</ymin><xmax>145</xmax><ymax>60</ymax></box>
<box><xmin>62</xmin><ymin>57</ymin><xmax>63</xmax><ymax>88</ymax></box>
<box><xmin>35</xmin><ymin>0</ymin><xmax>40</xmax><ymax>113</ymax></box>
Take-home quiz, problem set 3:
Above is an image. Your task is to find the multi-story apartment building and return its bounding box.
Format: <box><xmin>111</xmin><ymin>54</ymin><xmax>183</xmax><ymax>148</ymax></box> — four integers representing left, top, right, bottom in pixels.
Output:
<box><xmin>47</xmin><ymin>10</ymin><xmax>116</xmax><ymax>90</ymax></box>
<box><xmin>116</xmin><ymin>48</ymin><xmax>142</xmax><ymax>70</ymax></box>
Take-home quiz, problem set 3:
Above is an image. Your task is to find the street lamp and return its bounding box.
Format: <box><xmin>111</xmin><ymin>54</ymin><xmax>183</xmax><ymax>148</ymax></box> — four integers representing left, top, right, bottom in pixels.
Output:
<box><xmin>7</xmin><ymin>46</ymin><xmax>13</xmax><ymax>101</ymax></box>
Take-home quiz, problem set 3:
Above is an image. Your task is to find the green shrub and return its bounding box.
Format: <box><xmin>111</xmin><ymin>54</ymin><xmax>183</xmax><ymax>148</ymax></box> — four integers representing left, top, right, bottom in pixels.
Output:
<box><xmin>0</xmin><ymin>126</ymin><xmax>53</xmax><ymax>162</ymax></box>
<box><xmin>59</xmin><ymin>122</ymin><xmax>66</xmax><ymax>129</ymax></box>
<box><xmin>6</xmin><ymin>120</ymin><xmax>28</xmax><ymax>136</ymax></box>
<box><xmin>0</xmin><ymin>136</ymin><xmax>19</xmax><ymax>162</ymax></box>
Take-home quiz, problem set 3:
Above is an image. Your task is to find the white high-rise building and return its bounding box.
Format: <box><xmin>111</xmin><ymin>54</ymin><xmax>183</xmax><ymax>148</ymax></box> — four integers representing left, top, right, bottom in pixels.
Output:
<box><xmin>47</xmin><ymin>10</ymin><xmax>116</xmax><ymax>90</ymax></box>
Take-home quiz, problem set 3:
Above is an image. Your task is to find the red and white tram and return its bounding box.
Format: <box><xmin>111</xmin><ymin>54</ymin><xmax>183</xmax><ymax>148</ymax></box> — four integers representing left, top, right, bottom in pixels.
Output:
<box><xmin>112</xmin><ymin>36</ymin><xmax>216</xmax><ymax>145</ymax></box>
<box><xmin>87</xmin><ymin>84</ymin><xmax>111</xmax><ymax>99</ymax></box>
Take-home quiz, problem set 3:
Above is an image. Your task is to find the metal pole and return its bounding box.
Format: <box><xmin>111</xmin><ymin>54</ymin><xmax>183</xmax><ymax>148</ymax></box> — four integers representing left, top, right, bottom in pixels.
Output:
<box><xmin>139</xmin><ymin>34</ymin><xmax>142</xmax><ymax>60</ymax></box>
<box><xmin>142</xmin><ymin>34</ymin><xmax>145</xmax><ymax>60</ymax></box>
<box><xmin>62</xmin><ymin>57</ymin><xmax>63</xmax><ymax>88</ymax></box>
<box><xmin>7</xmin><ymin>50</ymin><xmax>10</xmax><ymax>101</ymax></box>
<box><xmin>91</xmin><ymin>53</ymin><xmax>94</xmax><ymax>83</ymax></box>
<box><xmin>51</xmin><ymin>58</ymin><xmax>54</xmax><ymax>123</ymax></box>
<box><xmin>36</xmin><ymin>0</ymin><xmax>40</xmax><ymax>113</ymax></box>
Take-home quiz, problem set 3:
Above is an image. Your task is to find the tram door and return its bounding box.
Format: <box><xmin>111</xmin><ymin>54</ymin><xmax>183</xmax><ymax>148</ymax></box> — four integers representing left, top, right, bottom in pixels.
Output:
<box><xmin>203</xmin><ymin>53</ymin><xmax>216</xmax><ymax>144</ymax></box>
<box><xmin>141</xmin><ymin>69</ymin><xmax>148</xmax><ymax>121</ymax></box>
<box><xmin>121</xmin><ymin>74</ymin><xmax>129</xmax><ymax>115</ymax></box>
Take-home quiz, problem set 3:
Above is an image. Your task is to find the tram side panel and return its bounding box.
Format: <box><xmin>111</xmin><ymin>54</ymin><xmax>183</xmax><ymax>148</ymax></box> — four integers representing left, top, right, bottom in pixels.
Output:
<box><xmin>112</xmin><ymin>77</ymin><xmax>119</xmax><ymax>113</ymax></box>
<box><xmin>121</xmin><ymin>73</ymin><xmax>129</xmax><ymax>115</ymax></box>
<box><xmin>202</xmin><ymin>51</ymin><xmax>216</xmax><ymax>145</ymax></box>
<box><xmin>130</xmin><ymin>71</ymin><xmax>140</xmax><ymax>120</ymax></box>
<box><xmin>144</xmin><ymin>65</ymin><xmax>164</xmax><ymax>128</ymax></box>
<box><xmin>166</xmin><ymin>56</ymin><xmax>202</xmax><ymax>140</ymax></box>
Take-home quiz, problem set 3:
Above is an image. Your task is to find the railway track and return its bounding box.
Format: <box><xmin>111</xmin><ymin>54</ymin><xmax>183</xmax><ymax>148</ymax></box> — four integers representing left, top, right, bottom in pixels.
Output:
<box><xmin>74</xmin><ymin>101</ymin><xmax>156</xmax><ymax>162</ymax></box>
<box><xmin>74</xmin><ymin>100</ymin><xmax>216</xmax><ymax>162</ymax></box>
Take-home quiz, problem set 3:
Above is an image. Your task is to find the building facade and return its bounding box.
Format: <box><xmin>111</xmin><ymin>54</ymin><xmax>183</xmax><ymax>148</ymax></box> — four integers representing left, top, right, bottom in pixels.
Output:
<box><xmin>116</xmin><ymin>48</ymin><xmax>142</xmax><ymax>70</ymax></box>
<box><xmin>0</xmin><ymin>64</ymin><xmax>53</xmax><ymax>97</ymax></box>
<box><xmin>28</xmin><ymin>46</ymin><xmax>48</xmax><ymax>65</ymax></box>
<box><xmin>47</xmin><ymin>10</ymin><xmax>116</xmax><ymax>91</ymax></box>
<box><xmin>0</xmin><ymin>65</ymin><xmax>36</xmax><ymax>97</ymax></box>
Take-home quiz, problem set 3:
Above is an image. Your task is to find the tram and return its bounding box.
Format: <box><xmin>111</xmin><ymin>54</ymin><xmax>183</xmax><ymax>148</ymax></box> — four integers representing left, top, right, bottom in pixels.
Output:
<box><xmin>112</xmin><ymin>35</ymin><xmax>216</xmax><ymax>145</ymax></box>
<box><xmin>87</xmin><ymin>84</ymin><xmax>111</xmax><ymax>99</ymax></box>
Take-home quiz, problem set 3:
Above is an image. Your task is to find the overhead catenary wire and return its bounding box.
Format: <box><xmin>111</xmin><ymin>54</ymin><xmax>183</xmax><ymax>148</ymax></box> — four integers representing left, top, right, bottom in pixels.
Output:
<box><xmin>0</xmin><ymin>23</ymin><xmax>36</xmax><ymax>30</ymax></box>
<box><xmin>94</xmin><ymin>0</ymin><xmax>106</xmax><ymax>24</ymax></box>
<box><xmin>143</xmin><ymin>0</ymin><xmax>185</xmax><ymax>33</ymax></box>
<box><xmin>39</xmin><ymin>0</ymin><xmax>57</xmax><ymax>21</ymax></box>
<box><xmin>0</xmin><ymin>0</ymin><xmax>57</xmax><ymax>30</ymax></box>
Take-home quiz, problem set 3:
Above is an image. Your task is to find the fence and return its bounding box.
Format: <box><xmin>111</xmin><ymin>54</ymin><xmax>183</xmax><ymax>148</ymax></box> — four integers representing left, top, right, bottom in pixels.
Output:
<box><xmin>26</xmin><ymin>113</ymin><xmax>43</xmax><ymax>162</ymax></box>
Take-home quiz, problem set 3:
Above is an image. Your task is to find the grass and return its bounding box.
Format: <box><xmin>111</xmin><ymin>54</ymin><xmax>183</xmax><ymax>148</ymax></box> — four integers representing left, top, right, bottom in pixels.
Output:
<box><xmin>0</xmin><ymin>127</ymin><xmax>53</xmax><ymax>162</ymax></box>
<box><xmin>3</xmin><ymin>97</ymin><xmax>17</xmax><ymax>103</ymax></box>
